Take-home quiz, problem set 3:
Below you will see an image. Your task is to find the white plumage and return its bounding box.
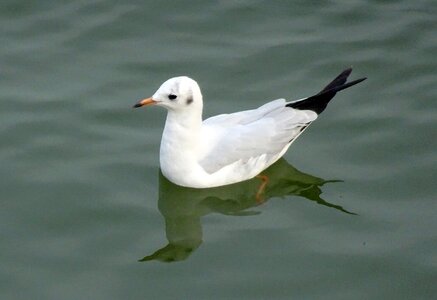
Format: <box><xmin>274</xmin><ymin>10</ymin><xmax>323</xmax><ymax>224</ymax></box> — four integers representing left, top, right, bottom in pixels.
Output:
<box><xmin>134</xmin><ymin>69</ymin><xmax>366</xmax><ymax>188</ymax></box>
<box><xmin>199</xmin><ymin>99</ymin><xmax>317</xmax><ymax>174</ymax></box>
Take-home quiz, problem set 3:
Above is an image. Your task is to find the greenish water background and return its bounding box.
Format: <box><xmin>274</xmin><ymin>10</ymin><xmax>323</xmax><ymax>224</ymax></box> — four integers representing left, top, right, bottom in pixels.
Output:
<box><xmin>1</xmin><ymin>1</ymin><xmax>436</xmax><ymax>299</ymax></box>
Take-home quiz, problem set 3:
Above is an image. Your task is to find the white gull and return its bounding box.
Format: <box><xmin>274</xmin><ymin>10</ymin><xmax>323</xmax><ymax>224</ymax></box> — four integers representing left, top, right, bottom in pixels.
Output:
<box><xmin>134</xmin><ymin>68</ymin><xmax>366</xmax><ymax>188</ymax></box>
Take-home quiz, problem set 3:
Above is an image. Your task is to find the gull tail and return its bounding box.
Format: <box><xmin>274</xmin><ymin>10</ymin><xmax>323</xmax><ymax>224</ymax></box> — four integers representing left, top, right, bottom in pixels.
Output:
<box><xmin>286</xmin><ymin>68</ymin><xmax>367</xmax><ymax>114</ymax></box>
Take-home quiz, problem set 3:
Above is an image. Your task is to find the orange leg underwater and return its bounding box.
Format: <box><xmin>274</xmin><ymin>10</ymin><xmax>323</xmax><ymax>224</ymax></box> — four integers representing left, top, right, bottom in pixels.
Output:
<box><xmin>255</xmin><ymin>174</ymin><xmax>269</xmax><ymax>204</ymax></box>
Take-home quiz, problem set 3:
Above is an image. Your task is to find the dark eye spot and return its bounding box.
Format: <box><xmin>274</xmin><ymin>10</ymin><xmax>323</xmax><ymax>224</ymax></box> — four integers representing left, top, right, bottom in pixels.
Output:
<box><xmin>168</xmin><ymin>94</ymin><xmax>177</xmax><ymax>100</ymax></box>
<box><xmin>186</xmin><ymin>97</ymin><xmax>193</xmax><ymax>105</ymax></box>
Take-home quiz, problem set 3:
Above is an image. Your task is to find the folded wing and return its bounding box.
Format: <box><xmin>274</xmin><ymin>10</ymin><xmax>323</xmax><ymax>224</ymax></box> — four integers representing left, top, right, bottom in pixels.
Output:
<box><xmin>199</xmin><ymin>99</ymin><xmax>317</xmax><ymax>173</ymax></box>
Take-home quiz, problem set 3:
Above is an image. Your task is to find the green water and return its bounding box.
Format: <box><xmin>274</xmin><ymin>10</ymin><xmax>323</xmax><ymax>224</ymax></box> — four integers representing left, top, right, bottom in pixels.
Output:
<box><xmin>2</xmin><ymin>1</ymin><xmax>436</xmax><ymax>299</ymax></box>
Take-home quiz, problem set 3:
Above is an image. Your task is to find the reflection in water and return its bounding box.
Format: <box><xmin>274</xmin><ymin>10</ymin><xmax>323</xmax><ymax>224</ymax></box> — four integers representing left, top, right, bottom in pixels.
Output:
<box><xmin>140</xmin><ymin>159</ymin><xmax>355</xmax><ymax>263</ymax></box>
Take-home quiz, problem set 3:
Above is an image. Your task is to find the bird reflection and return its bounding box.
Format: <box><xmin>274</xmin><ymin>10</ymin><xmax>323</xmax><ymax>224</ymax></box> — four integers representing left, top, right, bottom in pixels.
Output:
<box><xmin>140</xmin><ymin>158</ymin><xmax>355</xmax><ymax>263</ymax></box>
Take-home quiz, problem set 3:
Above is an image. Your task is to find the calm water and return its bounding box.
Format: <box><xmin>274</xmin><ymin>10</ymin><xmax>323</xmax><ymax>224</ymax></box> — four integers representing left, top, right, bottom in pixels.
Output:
<box><xmin>2</xmin><ymin>1</ymin><xmax>436</xmax><ymax>299</ymax></box>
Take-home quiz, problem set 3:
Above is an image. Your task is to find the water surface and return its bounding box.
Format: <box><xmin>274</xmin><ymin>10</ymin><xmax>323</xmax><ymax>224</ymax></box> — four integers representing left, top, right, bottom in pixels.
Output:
<box><xmin>1</xmin><ymin>1</ymin><xmax>436</xmax><ymax>299</ymax></box>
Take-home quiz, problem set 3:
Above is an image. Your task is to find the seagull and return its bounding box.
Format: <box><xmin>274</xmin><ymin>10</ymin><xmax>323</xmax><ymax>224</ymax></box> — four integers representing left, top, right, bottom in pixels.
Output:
<box><xmin>134</xmin><ymin>68</ymin><xmax>366</xmax><ymax>188</ymax></box>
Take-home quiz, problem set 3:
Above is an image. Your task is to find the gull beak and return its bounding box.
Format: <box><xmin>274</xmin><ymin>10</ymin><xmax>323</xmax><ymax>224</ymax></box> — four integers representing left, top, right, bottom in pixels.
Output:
<box><xmin>133</xmin><ymin>97</ymin><xmax>157</xmax><ymax>108</ymax></box>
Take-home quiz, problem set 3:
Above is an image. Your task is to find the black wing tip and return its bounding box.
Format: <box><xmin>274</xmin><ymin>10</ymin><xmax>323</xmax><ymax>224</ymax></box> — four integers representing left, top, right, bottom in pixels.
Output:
<box><xmin>334</xmin><ymin>67</ymin><xmax>353</xmax><ymax>80</ymax></box>
<box><xmin>356</xmin><ymin>77</ymin><xmax>367</xmax><ymax>83</ymax></box>
<box><xmin>287</xmin><ymin>68</ymin><xmax>366</xmax><ymax>114</ymax></box>
<box><xmin>319</xmin><ymin>67</ymin><xmax>352</xmax><ymax>94</ymax></box>
<box><xmin>341</xmin><ymin>67</ymin><xmax>353</xmax><ymax>76</ymax></box>
<box><xmin>337</xmin><ymin>76</ymin><xmax>367</xmax><ymax>90</ymax></box>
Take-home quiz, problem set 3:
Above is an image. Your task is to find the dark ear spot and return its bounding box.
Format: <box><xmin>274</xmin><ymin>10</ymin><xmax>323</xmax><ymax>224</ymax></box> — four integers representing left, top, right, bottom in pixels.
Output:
<box><xmin>186</xmin><ymin>97</ymin><xmax>193</xmax><ymax>105</ymax></box>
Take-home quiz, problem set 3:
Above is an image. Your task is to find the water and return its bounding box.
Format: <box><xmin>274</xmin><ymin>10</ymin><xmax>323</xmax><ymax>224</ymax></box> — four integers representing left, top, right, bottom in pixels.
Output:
<box><xmin>1</xmin><ymin>1</ymin><xmax>436</xmax><ymax>299</ymax></box>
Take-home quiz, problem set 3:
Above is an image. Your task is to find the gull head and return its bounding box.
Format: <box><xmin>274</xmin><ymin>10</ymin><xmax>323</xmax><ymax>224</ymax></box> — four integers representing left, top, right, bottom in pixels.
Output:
<box><xmin>134</xmin><ymin>76</ymin><xmax>202</xmax><ymax>112</ymax></box>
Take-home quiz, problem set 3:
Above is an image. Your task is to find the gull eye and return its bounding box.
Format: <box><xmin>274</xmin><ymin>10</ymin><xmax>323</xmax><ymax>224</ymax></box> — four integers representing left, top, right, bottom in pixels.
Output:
<box><xmin>168</xmin><ymin>94</ymin><xmax>177</xmax><ymax>100</ymax></box>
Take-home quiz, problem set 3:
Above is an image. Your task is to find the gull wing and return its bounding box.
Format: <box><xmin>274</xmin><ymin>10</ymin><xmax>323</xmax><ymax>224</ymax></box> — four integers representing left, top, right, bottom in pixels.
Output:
<box><xmin>198</xmin><ymin>68</ymin><xmax>367</xmax><ymax>175</ymax></box>
<box><xmin>199</xmin><ymin>99</ymin><xmax>317</xmax><ymax>173</ymax></box>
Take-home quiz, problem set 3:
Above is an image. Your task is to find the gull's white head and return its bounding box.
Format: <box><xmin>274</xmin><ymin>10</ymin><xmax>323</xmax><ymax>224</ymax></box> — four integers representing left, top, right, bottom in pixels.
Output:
<box><xmin>134</xmin><ymin>76</ymin><xmax>203</xmax><ymax>112</ymax></box>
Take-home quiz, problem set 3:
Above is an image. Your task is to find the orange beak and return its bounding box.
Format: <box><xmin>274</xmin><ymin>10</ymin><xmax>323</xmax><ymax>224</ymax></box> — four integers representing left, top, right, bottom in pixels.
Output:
<box><xmin>133</xmin><ymin>97</ymin><xmax>157</xmax><ymax>108</ymax></box>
